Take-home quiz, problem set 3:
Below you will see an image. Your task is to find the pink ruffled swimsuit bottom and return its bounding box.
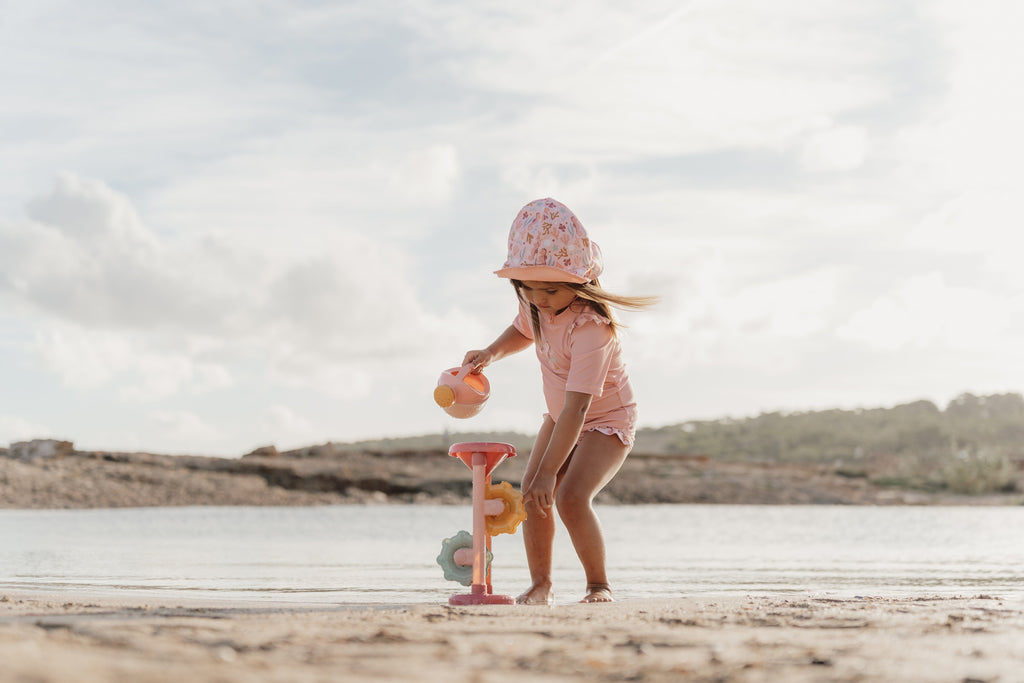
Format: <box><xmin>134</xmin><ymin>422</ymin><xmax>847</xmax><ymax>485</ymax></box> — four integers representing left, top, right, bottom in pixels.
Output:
<box><xmin>545</xmin><ymin>402</ymin><xmax>638</xmax><ymax>450</ymax></box>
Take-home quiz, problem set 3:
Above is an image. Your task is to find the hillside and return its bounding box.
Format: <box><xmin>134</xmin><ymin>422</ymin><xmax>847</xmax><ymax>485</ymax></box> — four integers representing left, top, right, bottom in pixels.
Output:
<box><xmin>2</xmin><ymin>393</ymin><xmax>1022</xmax><ymax>508</ymax></box>
<box><xmin>339</xmin><ymin>392</ymin><xmax>1024</xmax><ymax>496</ymax></box>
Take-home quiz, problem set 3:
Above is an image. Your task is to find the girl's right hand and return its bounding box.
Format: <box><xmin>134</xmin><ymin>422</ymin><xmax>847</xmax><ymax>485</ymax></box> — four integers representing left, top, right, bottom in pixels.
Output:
<box><xmin>461</xmin><ymin>349</ymin><xmax>493</xmax><ymax>373</ymax></box>
<box><xmin>521</xmin><ymin>471</ymin><xmax>555</xmax><ymax>519</ymax></box>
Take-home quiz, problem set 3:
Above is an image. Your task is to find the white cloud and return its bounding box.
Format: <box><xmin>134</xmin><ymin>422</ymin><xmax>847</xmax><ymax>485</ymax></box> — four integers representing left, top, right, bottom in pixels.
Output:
<box><xmin>893</xmin><ymin>1</ymin><xmax>1024</xmax><ymax>285</ymax></box>
<box><xmin>264</xmin><ymin>350</ymin><xmax>375</xmax><ymax>401</ymax></box>
<box><xmin>390</xmin><ymin>144</ymin><xmax>461</xmax><ymax>203</ymax></box>
<box><xmin>26</xmin><ymin>172</ymin><xmax>156</xmax><ymax>251</ymax></box>
<box><xmin>727</xmin><ymin>270</ymin><xmax>840</xmax><ymax>339</ymax></box>
<box><xmin>631</xmin><ymin>260</ymin><xmax>842</xmax><ymax>370</ymax></box>
<box><xmin>146</xmin><ymin>410</ymin><xmax>221</xmax><ymax>449</ymax></box>
<box><xmin>797</xmin><ymin>122</ymin><xmax>868</xmax><ymax>172</ymax></box>
<box><xmin>2</xmin><ymin>172</ymin><xmax>466</xmax><ymax>407</ymax></box>
<box><xmin>137</xmin><ymin>122</ymin><xmax>471</xmax><ymax>255</ymax></box>
<box><xmin>267</xmin><ymin>405</ymin><xmax>314</xmax><ymax>434</ymax></box>
<box><xmin>837</xmin><ymin>272</ymin><xmax>1012</xmax><ymax>352</ymax></box>
<box><xmin>31</xmin><ymin>327</ymin><xmax>234</xmax><ymax>400</ymax></box>
<box><xmin>407</xmin><ymin>1</ymin><xmax>903</xmax><ymax>165</ymax></box>
<box><xmin>500</xmin><ymin>164</ymin><xmax>602</xmax><ymax>207</ymax></box>
<box><xmin>0</xmin><ymin>173</ymin><xmax>235</xmax><ymax>330</ymax></box>
<box><xmin>258</xmin><ymin>404</ymin><xmax>329</xmax><ymax>450</ymax></box>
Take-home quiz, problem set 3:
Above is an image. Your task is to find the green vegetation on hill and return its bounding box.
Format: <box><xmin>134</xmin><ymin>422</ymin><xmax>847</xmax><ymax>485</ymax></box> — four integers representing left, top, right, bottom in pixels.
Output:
<box><xmin>652</xmin><ymin>392</ymin><xmax>1023</xmax><ymax>494</ymax></box>
<box><xmin>335</xmin><ymin>393</ymin><xmax>1023</xmax><ymax>496</ymax></box>
<box><xmin>661</xmin><ymin>393</ymin><xmax>1024</xmax><ymax>461</ymax></box>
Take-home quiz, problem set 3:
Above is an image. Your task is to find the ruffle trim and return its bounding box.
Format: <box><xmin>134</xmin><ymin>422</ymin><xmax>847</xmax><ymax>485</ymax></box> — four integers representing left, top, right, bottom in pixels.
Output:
<box><xmin>580</xmin><ymin>425</ymin><xmax>634</xmax><ymax>449</ymax></box>
<box><xmin>568</xmin><ymin>310</ymin><xmax>612</xmax><ymax>335</ymax></box>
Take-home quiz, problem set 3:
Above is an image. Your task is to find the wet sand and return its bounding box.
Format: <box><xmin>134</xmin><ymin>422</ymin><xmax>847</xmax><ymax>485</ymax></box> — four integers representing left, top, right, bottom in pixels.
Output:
<box><xmin>1</xmin><ymin>590</ymin><xmax>1022</xmax><ymax>682</ymax></box>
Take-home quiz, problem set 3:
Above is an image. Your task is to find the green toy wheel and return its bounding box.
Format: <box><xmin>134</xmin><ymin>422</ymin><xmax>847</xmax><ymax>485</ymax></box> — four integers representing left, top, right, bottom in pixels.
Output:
<box><xmin>436</xmin><ymin>530</ymin><xmax>492</xmax><ymax>586</ymax></box>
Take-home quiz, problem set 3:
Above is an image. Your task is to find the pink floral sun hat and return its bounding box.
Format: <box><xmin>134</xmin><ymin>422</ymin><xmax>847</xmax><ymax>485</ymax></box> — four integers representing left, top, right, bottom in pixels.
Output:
<box><xmin>494</xmin><ymin>198</ymin><xmax>603</xmax><ymax>284</ymax></box>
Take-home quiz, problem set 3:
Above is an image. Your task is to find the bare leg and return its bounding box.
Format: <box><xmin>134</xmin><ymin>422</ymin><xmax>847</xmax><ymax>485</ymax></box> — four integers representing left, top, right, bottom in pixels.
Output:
<box><xmin>554</xmin><ymin>430</ymin><xmax>630</xmax><ymax>603</ymax></box>
<box><xmin>516</xmin><ymin>417</ymin><xmax>557</xmax><ymax>605</ymax></box>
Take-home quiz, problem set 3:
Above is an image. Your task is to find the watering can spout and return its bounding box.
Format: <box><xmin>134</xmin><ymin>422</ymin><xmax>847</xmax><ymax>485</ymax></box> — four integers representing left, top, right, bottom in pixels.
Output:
<box><xmin>433</xmin><ymin>384</ymin><xmax>457</xmax><ymax>408</ymax></box>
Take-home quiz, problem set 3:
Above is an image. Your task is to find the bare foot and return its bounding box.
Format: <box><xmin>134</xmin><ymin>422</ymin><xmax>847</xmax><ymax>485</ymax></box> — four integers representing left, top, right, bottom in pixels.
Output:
<box><xmin>581</xmin><ymin>583</ymin><xmax>613</xmax><ymax>603</ymax></box>
<box><xmin>516</xmin><ymin>582</ymin><xmax>554</xmax><ymax>606</ymax></box>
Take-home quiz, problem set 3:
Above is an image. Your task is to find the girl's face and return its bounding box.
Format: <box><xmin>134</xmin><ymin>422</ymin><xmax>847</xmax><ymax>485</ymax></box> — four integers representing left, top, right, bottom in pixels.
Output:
<box><xmin>517</xmin><ymin>281</ymin><xmax>578</xmax><ymax>314</ymax></box>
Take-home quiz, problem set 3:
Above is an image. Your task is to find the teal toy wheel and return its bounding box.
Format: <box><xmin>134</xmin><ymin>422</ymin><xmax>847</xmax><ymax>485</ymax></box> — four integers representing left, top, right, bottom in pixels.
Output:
<box><xmin>436</xmin><ymin>530</ymin><xmax>492</xmax><ymax>586</ymax></box>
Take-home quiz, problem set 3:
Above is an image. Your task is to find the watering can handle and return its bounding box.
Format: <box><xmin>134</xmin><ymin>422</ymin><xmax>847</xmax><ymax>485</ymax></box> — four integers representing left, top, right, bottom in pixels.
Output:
<box><xmin>455</xmin><ymin>363</ymin><xmax>476</xmax><ymax>381</ymax></box>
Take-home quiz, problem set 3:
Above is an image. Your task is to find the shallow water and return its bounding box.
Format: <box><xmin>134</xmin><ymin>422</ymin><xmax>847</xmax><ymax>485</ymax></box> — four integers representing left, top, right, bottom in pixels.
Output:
<box><xmin>1</xmin><ymin>505</ymin><xmax>1022</xmax><ymax>605</ymax></box>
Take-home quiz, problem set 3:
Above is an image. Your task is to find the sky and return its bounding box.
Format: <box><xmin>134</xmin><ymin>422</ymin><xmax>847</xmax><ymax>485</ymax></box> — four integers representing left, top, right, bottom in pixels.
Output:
<box><xmin>2</xmin><ymin>0</ymin><xmax>1023</xmax><ymax>456</ymax></box>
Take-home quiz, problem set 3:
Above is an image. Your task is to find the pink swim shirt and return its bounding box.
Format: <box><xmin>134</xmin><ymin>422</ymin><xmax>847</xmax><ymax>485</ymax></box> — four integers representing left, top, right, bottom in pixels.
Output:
<box><xmin>513</xmin><ymin>299</ymin><xmax>638</xmax><ymax>447</ymax></box>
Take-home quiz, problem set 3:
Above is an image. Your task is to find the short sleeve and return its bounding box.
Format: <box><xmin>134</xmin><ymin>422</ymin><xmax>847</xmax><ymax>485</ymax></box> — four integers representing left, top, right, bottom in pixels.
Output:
<box><xmin>512</xmin><ymin>302</ymin><xmax>535</xmax><ymax>340</ymax></box>
<box><xmin>565</xmin><ymin>318</ymin><xmax>615</xmax><ymax>397</ymax></box>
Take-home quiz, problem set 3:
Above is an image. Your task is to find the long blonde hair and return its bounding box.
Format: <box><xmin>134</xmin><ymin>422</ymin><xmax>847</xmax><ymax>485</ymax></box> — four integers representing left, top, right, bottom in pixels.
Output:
<box><xmin>512</xmin><ymin>279</ymin><xmax>657</xmax><ymax>341</ymax></box>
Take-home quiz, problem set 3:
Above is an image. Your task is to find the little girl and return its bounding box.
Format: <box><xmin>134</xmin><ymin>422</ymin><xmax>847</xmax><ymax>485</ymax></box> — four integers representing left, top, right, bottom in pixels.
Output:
<box><xmin>462</xmin><ymin>198</ymin><xmax>654</xmax><ymax>605</ymax></box>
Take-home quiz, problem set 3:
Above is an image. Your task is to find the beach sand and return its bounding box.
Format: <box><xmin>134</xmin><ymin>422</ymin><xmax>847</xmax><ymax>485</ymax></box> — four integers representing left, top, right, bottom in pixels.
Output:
<box><xmin>1</xmin><ymin>590</ymin><xmax>1021</xmax><ymax>682</ymax></box>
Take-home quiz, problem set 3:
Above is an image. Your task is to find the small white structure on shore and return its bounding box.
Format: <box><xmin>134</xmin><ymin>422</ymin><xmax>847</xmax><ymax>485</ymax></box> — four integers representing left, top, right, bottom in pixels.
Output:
<box><xmin>7</xmin><ymin>439</ymin><xmax>74</xmax><ymax>462</ymax></box>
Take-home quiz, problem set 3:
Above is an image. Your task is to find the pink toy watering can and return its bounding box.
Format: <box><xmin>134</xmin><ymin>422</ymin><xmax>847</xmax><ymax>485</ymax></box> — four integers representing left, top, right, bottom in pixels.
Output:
<box><xmin>434</xmin><ymin>364</ymin><xmax>489</xmax><ymax>418</ymax></box>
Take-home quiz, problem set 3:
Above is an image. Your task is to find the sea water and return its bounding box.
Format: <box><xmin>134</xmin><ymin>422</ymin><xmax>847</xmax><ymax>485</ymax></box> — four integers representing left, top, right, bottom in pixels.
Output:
<box><xmin>1</xmin><ymin>505</ymin><xmax>1022</xmax><ymax>605</ymax></box>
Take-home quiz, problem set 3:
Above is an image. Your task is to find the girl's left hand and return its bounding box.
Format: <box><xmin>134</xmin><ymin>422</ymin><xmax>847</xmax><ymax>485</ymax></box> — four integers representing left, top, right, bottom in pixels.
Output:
<box><xmin>523</xmin><ymin>472</ymin><xmax>556</xmax><ymax>518</ymax></box>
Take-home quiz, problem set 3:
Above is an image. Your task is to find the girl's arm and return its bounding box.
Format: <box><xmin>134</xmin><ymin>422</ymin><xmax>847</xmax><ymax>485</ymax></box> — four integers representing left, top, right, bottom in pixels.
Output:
<box><xmin>521</xmin><ymin>390</ymin><xmax>593</xmax><ymax>518</ymax></box>
<box><xmin>462</xmin><ymin>325</ymin><xmax>532</xmax><ymax>371</ymax></box>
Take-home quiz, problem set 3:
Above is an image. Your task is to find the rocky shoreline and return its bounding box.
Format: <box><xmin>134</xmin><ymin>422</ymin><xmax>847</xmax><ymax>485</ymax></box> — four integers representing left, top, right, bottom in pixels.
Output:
<box><xmin>2</xmin><ymin>440</ymin><xmax>1022</xmax><ymax>508</ymax></box>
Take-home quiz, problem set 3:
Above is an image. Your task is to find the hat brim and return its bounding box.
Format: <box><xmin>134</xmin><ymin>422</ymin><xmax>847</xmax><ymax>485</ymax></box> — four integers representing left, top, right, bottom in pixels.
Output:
<box><xmin>494</xmin><ymin>265</ymin><xmax>589</xmax><ymax>284</ymax></box>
